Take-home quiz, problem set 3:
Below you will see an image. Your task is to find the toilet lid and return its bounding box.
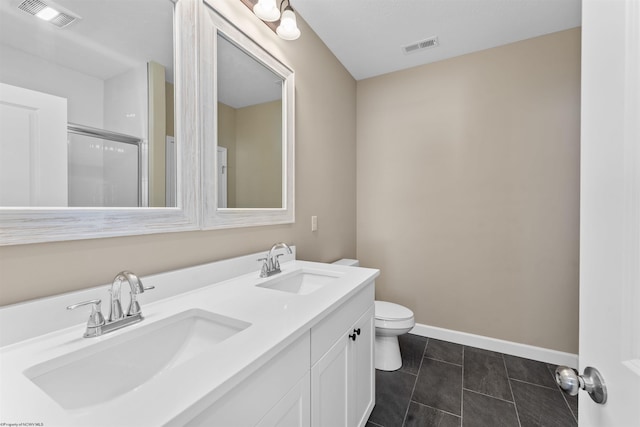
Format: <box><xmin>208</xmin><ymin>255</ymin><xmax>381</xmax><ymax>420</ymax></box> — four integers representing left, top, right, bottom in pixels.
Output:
<box><xmin>375</xmin><ymin>300</ymin><xmax>414</xmax><ymax>321</ymax></box>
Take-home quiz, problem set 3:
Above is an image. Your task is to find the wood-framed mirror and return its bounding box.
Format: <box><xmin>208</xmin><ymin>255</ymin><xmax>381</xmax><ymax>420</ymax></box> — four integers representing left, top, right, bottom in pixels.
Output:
<box><xmin>0</xmin><ymin>0</ymin><xmax>200</xmax><ymax>245</ymax></box>
<box><xmin>201</xmin><ymin>1</ymin><xmax>294</xmax><ymax>229</ymax></box>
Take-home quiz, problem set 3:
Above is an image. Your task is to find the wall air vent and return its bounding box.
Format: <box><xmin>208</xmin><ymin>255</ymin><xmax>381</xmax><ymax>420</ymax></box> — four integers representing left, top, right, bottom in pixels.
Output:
<box><xmin>17</xmin><ymin>0</ymin><xmax>79</xmax><ymax>28</ymax></box>
<box><xmin>402</xmin><ymin>36</ymin><xmax>439</xmax><ymax>55</ymax></box>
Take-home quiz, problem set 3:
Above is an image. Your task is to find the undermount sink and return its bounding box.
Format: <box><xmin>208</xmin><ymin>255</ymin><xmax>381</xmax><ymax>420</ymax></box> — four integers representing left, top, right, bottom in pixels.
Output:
<box><xmin>24</xmin><ymin>309</ymin><xmax>250</xmax><ymax>410</ymax></box>
<box><xmin>257</xmin><ymin>269</ymin><xmax>343</xmax><ymax>295</ymax></box>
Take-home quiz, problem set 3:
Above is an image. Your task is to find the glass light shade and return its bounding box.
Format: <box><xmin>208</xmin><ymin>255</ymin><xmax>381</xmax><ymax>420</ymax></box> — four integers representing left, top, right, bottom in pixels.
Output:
<box><xmin>253</xmin><ymin>0</ymin><xmax>280</xmax><ymax>22</ymax></box>
<box><xmin>276</xmin><ymin>9</ymin><xmax>300</xmax><ymax>40</ymax></box>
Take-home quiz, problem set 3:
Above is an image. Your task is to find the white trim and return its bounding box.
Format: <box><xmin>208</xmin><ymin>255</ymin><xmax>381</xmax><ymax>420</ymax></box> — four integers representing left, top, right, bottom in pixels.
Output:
<box><xmin>410</xmin><ymin>323</ymin><xmax>578</xmax><ymax>368</ymax></box>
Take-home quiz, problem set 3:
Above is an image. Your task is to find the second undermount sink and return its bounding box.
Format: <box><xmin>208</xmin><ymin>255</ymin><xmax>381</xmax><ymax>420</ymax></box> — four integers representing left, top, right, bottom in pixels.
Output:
<box><xmin>24</xmin><ymin>309</ymin><xmax>250</xmax><ymax>410</ymax></box>
<box><xmin>256</xmin><ymin>268</ymin><xmax>344</xmax><ymax>295</ymax></box>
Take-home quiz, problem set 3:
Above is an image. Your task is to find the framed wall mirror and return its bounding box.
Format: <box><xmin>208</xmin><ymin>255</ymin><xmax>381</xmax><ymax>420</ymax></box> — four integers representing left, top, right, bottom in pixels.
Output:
<box><xmin>0</xmin><ymin>0</ymin><xmax>200</xmax><ymax>245</ymax></box>
<box><xmin>201</xmin><ymin>2</ymin><xmax>294</xmax><ymax>229</ymax></box>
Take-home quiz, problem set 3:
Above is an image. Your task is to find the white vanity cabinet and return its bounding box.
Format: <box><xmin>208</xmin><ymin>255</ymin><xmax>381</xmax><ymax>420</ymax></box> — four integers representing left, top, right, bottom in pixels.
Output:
<box><xmin>256</xmin><ymin>373</ymin><xmax>311</xmax><ymax>427</ymax></box>
<box><xmin>177</xmin><ymin>281</ymin><xmax>375</xmax><ymax>427</ymax></box>
<box><xmin>310</xmin><ymin>282</ymin><xmax>375</xmax><ymax>427</ymax></box>
<box><xmin>179</xmin><ymin>333</ymin><xmax>311</xmax><ymax>427</ymax></box>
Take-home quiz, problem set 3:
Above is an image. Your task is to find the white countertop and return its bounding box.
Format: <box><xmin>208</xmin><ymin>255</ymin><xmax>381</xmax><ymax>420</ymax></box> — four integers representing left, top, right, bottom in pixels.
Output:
<box><xmin>0</xmin><ymin>260</ymin><xmax>378</xmax><ymax>427</ymax></box>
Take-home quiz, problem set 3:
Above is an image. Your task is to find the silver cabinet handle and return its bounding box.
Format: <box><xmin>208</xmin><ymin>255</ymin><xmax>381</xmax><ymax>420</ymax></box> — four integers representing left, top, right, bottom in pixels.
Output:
<box><xmin>555</xmin><ymin>366</ymin><xmax>607</xmax><ymax>404</ymax></box>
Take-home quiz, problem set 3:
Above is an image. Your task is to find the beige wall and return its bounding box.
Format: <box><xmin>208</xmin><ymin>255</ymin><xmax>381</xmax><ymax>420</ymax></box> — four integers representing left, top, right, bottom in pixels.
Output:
<box><xmin>357</xmin><ymin>28</ymin><xmax>581</xmax><ymax>353</ymax></box>
<box><xmin>148</xmin><ymin>61</ymin><xmax>167</xmax><ymax>207</ymax></box>
<box><xmin>0</xmin><ymin>2</ymin><xmax>357</xmax><ymax>306</ymax></box>
<box><xmin>218</xmin><ymin>100</ymin><xmax>282</xmax><ymax>208</ymax></box>
<box><xmin>235</xmin><ymin>100</ymin><xmax>282</xmax><ymax>208</ymax></box>
<box><xmin>218</xmin><ymin>102</ymin><xmax>237</xmax><ymax>207</ymax></box>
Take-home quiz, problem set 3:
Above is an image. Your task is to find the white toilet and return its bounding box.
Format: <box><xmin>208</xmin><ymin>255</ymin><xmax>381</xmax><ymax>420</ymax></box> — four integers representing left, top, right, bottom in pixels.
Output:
<box><xmin>333</xmin><ymin>259</ymin><xmax>415</xmax><ymax>371</ymax></box>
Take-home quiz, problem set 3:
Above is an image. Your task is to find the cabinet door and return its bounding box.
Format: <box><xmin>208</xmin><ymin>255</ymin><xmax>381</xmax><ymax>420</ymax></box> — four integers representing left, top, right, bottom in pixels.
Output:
<box><xmin>311</xmin><ymin>305</ymin><xmax>375</xmax><ymax>427</ymax></box>
<box><xmin>311</xmin><ymin>335</ymin><xmax>350</xmax><ymax>427</ymax></box>
<box><xmin>257</xmin><ymin>373</ymin><xmax>310</xmax><ymax>427</ymax></box>
<box><xmin>352</xmin><ymin>306</ymin><xmax>375</xmax><ymax>427</ymax></box>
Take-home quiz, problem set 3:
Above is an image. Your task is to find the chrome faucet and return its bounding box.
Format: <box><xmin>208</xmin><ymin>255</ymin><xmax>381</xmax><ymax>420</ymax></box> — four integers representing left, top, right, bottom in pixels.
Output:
<box><xmin>259</xmin><ymin>242</ymin><xmax>293</xmax><ymax>278</ymax></box>
<box><xmin>67</xmin><ymin>271</ymin><xmax>154</xmax><ymax>338</ymax></box>
<box><xmin>109</xmin><ymin>271</ymin><xmax>147</xmax><ymax>321</ymax></box>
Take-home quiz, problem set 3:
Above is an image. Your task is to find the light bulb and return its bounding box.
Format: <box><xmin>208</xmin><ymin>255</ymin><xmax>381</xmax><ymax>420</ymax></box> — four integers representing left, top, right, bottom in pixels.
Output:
<box><xmin>276</xmin><ymin>8</ymin><xmax>300</xmax><ymax>40</ymax></box>
<box><xmin>253</xmin><ymin>0</ymin><xmax>280</xmax><ymax>22</ymax></box>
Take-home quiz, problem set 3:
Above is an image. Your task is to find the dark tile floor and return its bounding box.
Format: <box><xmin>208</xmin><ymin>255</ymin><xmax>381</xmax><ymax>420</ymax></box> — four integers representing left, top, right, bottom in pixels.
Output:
<box><xmin>366</xmin><ymin>334</ymin><xmax>578</xmax><ymax>427</ymax></box>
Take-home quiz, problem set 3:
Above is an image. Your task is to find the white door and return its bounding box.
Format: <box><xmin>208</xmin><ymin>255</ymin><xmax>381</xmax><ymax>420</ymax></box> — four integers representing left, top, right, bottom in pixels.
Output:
<box><xmin>579</xmin><ymin>0</ymin><xmax>640</xmax><ymax>426</ymax></box>
<box><xmin>0</xmin><ymin>83</ymin><xmax>68</xmax><ymax>206</ymax></box>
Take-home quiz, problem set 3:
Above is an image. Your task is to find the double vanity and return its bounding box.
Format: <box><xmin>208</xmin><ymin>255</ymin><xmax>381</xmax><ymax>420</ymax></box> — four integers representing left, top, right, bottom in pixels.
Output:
<box><xmin>0</xmin><ymin>249</ymin><xmax>379</xmax><ymax>427</ymax></box>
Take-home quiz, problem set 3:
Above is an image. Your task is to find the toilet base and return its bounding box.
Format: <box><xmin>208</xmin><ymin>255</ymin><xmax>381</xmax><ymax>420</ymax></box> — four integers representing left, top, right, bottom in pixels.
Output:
<box><xmin>375</xmin><ymin>335</ymin><xmax>402</xmax><ymax>371</ymax></box>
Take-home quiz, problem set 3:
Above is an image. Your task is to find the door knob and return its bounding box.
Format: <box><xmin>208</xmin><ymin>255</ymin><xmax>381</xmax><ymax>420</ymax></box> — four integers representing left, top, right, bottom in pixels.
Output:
<box><xmin>555</xmin><ymin>366</ymin><xmax>607</xmax><ymax>404</ymax></box>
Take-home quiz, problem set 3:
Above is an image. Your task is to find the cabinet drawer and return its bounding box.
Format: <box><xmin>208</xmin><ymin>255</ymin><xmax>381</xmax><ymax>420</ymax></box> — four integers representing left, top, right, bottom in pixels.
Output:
<box><xmin>310</xmin><ymin>281</ymin><xmax>374</xmax><ymax>365</ymax></box>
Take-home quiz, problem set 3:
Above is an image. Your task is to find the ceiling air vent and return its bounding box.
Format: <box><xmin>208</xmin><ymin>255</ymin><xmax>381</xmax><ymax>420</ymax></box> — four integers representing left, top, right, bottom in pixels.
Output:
<box><xmin>402</xmin><ymin>36</ymin><xmax>439</xmax><ymax>55</ymax></box>
<box><xmin>17</xmin><ymin>0</ymin><xmax>79</xmax><ymax>28</ymax></box>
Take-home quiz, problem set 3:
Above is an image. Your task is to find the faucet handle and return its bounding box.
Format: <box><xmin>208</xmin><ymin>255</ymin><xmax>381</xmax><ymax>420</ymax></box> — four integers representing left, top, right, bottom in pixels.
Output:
<box><xmin>274</xmin><ymin>253</ymin><xmax>286</xmax><ymax>270</ymax></box>
<box><xmin>67</xmin><ymin>299</ymin><xmax>105</xmax><ymax>336</ymax></box>
<box><xmin>127</xmin><ymin>285</ymin><xmax>154</xmax><ymax>316</ymax></box>
<box><xmin>108</xmin><ymin>287</ymin><xmax>124</xmax><ymax>322</ymax></box>
<box><xmin>258</xmin><ymin>257</ymin><xmax>269</xmax><ymax>277</ymax></box>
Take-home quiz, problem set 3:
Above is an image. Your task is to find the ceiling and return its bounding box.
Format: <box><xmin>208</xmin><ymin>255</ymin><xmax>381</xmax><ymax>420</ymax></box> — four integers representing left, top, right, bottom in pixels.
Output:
<box><xmin>0</xmin><ymin>0</ymin><xmax>173</xmax><ymax>81</ymax></box>
<box><xmin>292</xmin><ymin>0</ymin><xmax>582</xmax><ymax>81</ymax></box>
<box><xmin>218</xmin><ymin>34</ymin><xmax>283</xmax><ymax>109</ymax></box>
<box><xmin>0</xmin><ymin>0</ymin><xmax>582</xmax><ymax>95</ymax></box>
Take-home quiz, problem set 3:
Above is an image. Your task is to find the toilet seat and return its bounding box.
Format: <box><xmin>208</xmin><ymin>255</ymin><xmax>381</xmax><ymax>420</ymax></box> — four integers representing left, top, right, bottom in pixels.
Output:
<box><xmin>374</xmin><ymin>301</ymin><xmax>415</xmax><ymax>330</ymax></box>
<box><xmin>375</xmin><ymin>301</ymin><xmax>413</xmax><ymax>321</ymax></box>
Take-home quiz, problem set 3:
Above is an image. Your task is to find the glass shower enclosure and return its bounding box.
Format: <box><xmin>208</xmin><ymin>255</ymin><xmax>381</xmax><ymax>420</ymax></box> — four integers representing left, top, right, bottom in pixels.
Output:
<box><xmin>67</xmin><ymin>123</ymin><xmax>143</xmax><ymax>207</ymax></box>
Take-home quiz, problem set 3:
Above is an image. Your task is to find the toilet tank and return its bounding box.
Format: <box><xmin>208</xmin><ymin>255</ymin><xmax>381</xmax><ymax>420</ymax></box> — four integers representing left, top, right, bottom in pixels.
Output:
<box><xmin>332</xmin><ymin>259</ymin><xmax>359</xmax><ymax>267</ymax></box>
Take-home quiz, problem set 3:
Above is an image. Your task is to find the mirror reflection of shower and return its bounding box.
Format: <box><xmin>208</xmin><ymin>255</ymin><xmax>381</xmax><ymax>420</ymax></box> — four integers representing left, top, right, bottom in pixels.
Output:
<box><xmin>0</xmin><ymin>0</ymin><xmax>176</xmax><ymax>208</ymax></box>
<box><xmin>67</xmin><ymin>124</ymin><xmax>141</xmax><ymax>207</ymax></box>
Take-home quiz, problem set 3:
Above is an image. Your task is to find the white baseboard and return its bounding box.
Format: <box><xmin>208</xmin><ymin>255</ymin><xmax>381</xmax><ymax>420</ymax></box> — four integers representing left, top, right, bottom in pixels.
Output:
<box><xmin>410</xmin><ymin>323</ymin><xmax>578</xmax><ymax>369</ymax></box>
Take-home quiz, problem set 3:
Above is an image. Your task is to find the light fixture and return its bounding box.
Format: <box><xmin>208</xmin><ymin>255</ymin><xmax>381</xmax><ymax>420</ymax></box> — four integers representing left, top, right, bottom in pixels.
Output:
<box><xmin>35</xmin><ymin>6</ymin><xmax>59</xmax><ymax>21</ymax></box>
<box><xmin>17</xmin><ymin>0</ymin><xmax>79</xmax><ymax>28</ymax></box>
<box><xmin>276</xmin><ymin>2</ymin><xmax>300</xmax><ymax>41</ymax></box>
<box><xmin>253</xmin><ymin>0</ymin><xmax>280</xmax><ymax>22</ymax></box>
<box><xmin>246</xmin><ymin>0</ymin><xmax>301</xmax><ymax>41</ymax></box>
